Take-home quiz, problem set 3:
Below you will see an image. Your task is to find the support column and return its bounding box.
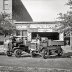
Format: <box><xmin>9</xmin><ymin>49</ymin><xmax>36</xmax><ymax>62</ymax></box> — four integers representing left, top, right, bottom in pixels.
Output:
<box><xmin>27</xmin><ymin>32</ymin><xmax>31</xmax><ymax>41</ymax></box>
<box><xmin>59</xmin><ymin>32</ymin><xmax>64</xmax><ymax>41</ymax></box>
<box><xmin>70</xmin><ymin>31</ymin><xmax>72</xmax><ymax>49</ymax></box>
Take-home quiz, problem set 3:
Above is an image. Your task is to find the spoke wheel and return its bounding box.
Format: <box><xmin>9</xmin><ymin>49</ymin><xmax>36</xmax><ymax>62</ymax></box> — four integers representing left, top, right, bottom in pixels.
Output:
<box><xmin>57</xmin><ymin>48</ymin><xmax>63</xmax><ymax>56</ymax></box>
<box><xmin>14</xmin><ymin>49</ymin><xmax>22</xmax><ymax>57</ymax></box>
<box><xmin>6</xmin><ymin>51</ymin><xmax>12</xmax><ymax>57</ymax></box>
<box><xmin>41</xmin><ymin>49</ymin><xmax>49</xmax><ymax>59</ymax></box>
<box><xmin>31</xmin><ymin>51</ymin><xmax>36</xmax><ymax>57</ymax></box>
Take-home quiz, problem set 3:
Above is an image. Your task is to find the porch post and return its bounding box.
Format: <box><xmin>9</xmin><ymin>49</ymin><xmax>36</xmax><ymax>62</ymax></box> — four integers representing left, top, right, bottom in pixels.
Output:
<box><xmin>70</xmin><ymin>31</ymin><xmax>72</xmax><ymax>49</ymax></box>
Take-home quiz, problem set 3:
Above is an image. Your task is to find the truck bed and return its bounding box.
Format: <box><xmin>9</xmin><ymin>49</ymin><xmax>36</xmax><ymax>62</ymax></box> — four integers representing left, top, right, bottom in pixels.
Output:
<box><xmin>48</xmin><ymin>40</ymin><xmax>64</xmax><ymax>46</ymax></box>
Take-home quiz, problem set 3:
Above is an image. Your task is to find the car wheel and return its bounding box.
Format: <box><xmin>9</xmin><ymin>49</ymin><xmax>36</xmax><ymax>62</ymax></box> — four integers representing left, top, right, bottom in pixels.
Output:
<box><xmin>14</xmin><ymin>49</ymin><xmax>22</xmax><ymax>58</ymax></box>
<box><xmin>41</xmin><ymin>49</ymin><xmax>49</xmax><ymax>59</ymax></box>
<box><xmin>31</xmin><ymin>51</ymin><xmax>36</xmax><ymax>57</ymax></box>
<box><xmin>6</xmin><ymin>51</ymin><xmax>12</xmax><ymax>57</ymax></box>
<box><xmin>57</xmin><ymin>48</ymin><xmax>63</xmax><ymax>56</ymax></box>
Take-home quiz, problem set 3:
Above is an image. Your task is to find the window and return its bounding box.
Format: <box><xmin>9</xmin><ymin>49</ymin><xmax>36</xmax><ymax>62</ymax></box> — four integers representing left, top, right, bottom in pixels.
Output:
<box><xmin>4</xmin><ymin>0</ymin><xmax>8</xmax><ymax>4</ymax></box>
<box><xmin>16</xmin><ymin>30</ymin><xmax>20</xmax><ymax>36</ymax></box>
<box><xmin>3</xmin><ymin>4</ymin><xmax>8</xmax><ymax>10</ymax></box>
<box><xmin>22</xmin><ymin>30</ymin><xmax>27</xmax><ymax>36</ymax></box>
<box><xmin>3</xmin><ymin>0</ymin><xmax>8</xmax><ymax>10</ymax></box>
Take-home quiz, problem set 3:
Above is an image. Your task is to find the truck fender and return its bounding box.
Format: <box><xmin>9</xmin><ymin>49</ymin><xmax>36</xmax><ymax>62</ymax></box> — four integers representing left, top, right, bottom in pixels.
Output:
<box><xmin>13</xmin><ymin>47</ymin><xmax>20</xmax><ymax>52</ymax></box>
<box><xmin>40</xmin><ymin>47</ymin><xmax>47</xmax><ymax>52</ymax></box>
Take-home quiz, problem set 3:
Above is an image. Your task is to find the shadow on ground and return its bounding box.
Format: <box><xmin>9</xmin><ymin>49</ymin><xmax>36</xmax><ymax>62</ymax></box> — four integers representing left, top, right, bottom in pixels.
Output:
<box><xmin>20</xmin><ymin>52</ymin><xmax>72</xmax><ymax>58</ymax></box>
<box><xmin>0</xmin><ymin>51</ymin><xmax>72</xmax><ymax>59</ymax></box>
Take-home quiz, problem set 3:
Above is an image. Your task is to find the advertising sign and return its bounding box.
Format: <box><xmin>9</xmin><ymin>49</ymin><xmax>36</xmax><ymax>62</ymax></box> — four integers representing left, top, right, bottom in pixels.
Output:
<box><xmin>16</xmin><ymin>25</ymin><xmax>27</xmax><ymax>30</ymax></box>
<box><xmin>30</xmin><ymin>24</ymin><xmax>56</xmax><ymax>29</ymax></box>
<box><xmin>38</xmin><ymin>29</ymin><xmax>53</xmax><ymax>32</ymax></box>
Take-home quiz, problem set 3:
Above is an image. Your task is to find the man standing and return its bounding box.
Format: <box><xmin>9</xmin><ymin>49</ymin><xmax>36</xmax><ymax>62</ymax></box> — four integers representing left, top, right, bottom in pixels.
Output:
<box><xmin>36</xmin><ymin>34</ymin><xmax>40</xmax><ymax>50</ymax></box>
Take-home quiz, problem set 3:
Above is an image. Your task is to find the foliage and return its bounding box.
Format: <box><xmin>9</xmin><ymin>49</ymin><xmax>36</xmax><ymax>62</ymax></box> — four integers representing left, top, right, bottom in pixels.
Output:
<box><xmin>0</xmin><ymin>12</ymin><xmax>16</xmax><ymax>35</ymax></box>
<box><xmin>57</xmin><ymin>0</ymin><xmax>72</xmax><ymax>33</ymax></box>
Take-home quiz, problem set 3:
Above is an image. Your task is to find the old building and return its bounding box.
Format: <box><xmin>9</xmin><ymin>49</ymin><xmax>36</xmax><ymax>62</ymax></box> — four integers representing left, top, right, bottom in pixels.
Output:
<box><xmin>0</xmin><ymin>0</ymin><xmax>12</xmax><ymax>19</ymax></box>
<box><xmin>0</xmin><ymin>0</ymin><xmax>33</xmax><ymax>21</ymax></box>
<box><xmin>15</xmin><ymin>21</ymin><xmax>64</xmax><ymax>41</ymax></box>
<box><xmin>0</xmin><ymin>0</ymin><xmax>71</xmax><ymax>48</ymax></box>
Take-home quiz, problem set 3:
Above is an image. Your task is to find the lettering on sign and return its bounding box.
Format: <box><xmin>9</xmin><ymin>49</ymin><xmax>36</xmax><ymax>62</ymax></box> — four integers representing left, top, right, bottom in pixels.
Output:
<box><xmin>30</xmin><ymin>24</ymin><xmax>57</xmax><ymax>29</ymax></box>
<box><xmin>38</xmin><ymin>29</ymin><xmax>53</xmax><ymax>32</ymax></box>
<box><xmin>16</xmin><ymin>25</ymin><xmax>27</xmax><ymax>30</ymax></box>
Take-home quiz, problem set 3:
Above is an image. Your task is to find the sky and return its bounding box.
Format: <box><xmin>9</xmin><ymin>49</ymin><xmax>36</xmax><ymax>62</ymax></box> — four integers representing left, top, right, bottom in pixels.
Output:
<box><xmin>21</xmin><ymin>0</ymin><xmax>70</xmax><ymax>21</ymax></box>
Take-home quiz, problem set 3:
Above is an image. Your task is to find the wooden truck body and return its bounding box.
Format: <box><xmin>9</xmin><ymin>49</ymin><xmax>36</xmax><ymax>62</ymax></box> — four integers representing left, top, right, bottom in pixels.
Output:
<box><xmin>30</xmin><ymin>39</ymin><xmax>64</xmax><ymax>59</ymax></box>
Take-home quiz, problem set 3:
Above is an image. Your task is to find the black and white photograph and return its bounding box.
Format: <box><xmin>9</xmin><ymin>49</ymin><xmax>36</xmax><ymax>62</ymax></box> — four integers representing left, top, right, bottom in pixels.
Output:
<box><xmin>0</xmin><ymin>0</ymin><xmax>72</xmax><ymax>72</ymax></box>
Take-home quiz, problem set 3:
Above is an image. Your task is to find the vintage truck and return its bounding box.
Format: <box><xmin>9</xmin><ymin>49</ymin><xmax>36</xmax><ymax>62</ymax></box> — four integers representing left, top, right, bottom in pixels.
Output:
<box><xmin>6</xmin><ymin>36</ymin><xmax>64</xmax><ymax>59</ymax></box>
<box><xmin>30</xmin><ymin>38</ymin><xmax>64</xmax><ymax>59</ymax></box>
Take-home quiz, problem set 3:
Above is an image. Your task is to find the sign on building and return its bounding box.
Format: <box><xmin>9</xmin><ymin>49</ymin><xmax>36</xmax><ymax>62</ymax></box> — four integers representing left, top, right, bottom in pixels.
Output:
<box><xmin>16</xmin><ymin>25</ymin><xmax>27</xmax><ymax>30</ymax></box>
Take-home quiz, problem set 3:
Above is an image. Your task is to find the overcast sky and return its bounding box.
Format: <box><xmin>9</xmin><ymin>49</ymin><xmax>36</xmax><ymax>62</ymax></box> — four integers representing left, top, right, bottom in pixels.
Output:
<box><xmin>21</xmin><ymin>0</ymin><xmax>70</xmax><ymax>21</ymax></box>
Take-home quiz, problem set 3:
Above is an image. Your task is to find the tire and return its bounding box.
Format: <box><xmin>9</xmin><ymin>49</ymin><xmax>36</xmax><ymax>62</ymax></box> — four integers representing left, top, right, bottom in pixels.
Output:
<box><xmin>14</xmin><ymin>49</ymin><xmax>22</xmax><ymax>58</ymax></box>
<box><xmin>57</xmin><ymin>48</ymin><xmax>63</xmax><ymax>56</ymax></box>
<box><xmin>31</xmin><ymin>51</ymin><xmax>36</xmax><ymax>57</ymax></box>
<box><xmin>6</xmin><ymin>51</ymin><xmax>12</xmax><ymax>57</ymax></box>
<box><xmin>41</xmin><ymin>49</ymin><xmax>49</xmax><ymax>59</ymax></box>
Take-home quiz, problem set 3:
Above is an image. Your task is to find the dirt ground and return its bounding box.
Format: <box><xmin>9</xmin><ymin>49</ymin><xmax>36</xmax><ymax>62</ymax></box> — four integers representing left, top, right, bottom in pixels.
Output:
<box><xmin>0</xmin><ymin>44</ymin><xmax>72</xmax><ymax>72</ymax></box>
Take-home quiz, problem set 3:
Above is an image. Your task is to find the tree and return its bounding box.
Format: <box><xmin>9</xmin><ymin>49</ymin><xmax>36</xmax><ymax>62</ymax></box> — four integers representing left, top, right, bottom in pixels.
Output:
<box><xmin>0</xmin><ymin>12</ymin><xmax>16</xmax><ymax>36</ymax></box>
<box><xmin>57</xmin><ymin>0</ymin><xmax>72</xmax><ymax>34</ymax></box>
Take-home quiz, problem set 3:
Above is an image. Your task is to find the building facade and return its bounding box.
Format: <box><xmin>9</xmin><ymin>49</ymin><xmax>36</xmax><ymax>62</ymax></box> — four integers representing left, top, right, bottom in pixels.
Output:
<box><xmin>0</xmin><ymin>0</ymin><xmax>12</xmax><ymax>19</ymax></box>
<box><xmin>15</xmin><ymin>21</ymin><xmax>64</xmax><ymax>41</ymax></box>
<box><xmin>0</xmin><ymin>0</ymin><xmax>32</xmax><ymax>21</ymax></box>
<box><xmin>0</xmin><ymin>0</ymin><xmax>71</xmax><ymax>48</ymax></box>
